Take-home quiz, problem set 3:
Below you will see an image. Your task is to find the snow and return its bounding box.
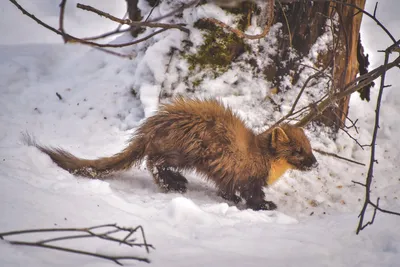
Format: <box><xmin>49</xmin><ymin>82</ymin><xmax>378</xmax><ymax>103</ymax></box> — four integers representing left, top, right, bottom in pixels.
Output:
<box><xmin>1</xmin><ymin>0</ymin><xmax>400</xmax><ymax>266</ymax></box>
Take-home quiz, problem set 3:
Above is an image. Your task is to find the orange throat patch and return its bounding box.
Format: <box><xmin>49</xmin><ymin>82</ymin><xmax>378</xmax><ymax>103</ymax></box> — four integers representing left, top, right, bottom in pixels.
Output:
<box><xmin>267</xmin><ymin>158</ymin><xmax>293</xmax><ymax>185</ymax></box>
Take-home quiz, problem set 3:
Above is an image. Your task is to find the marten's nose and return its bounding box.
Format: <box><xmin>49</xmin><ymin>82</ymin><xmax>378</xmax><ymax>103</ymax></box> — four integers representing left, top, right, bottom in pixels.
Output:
<box><xmin>311</xmin><ymin>155</ymin><xmax>318</xmax><ymax>168</ymax></box>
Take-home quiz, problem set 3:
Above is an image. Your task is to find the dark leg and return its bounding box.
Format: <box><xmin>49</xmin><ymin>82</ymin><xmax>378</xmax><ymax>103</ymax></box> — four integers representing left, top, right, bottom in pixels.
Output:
<box><xmin>215</xmin><ymin>176</ymin><xmax>242</xmax><ymax>204</ymax></box>
<box><xmin>239</xmin><ymin>177</ymin><xmax>277</xmax><ymax>211</ymax></box>
<box><xmin>147</xmin><ymin>159</ymin><xmax>188</xmax><ymax>193</ymax></box>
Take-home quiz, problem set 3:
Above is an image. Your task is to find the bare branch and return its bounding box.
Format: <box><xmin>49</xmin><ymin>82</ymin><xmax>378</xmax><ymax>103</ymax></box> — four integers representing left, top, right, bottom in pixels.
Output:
<box><xmin>369</xmin><ymin>198</ymin><xmax>400</xmax><ymax>217</ymax></box>
<box><xmin>351</xmin><ymin>180</ymin><xmax>366</xmax><ymax>187</ymax></box>
<box><xmin>313</xmin><ymin>148</ymin><xmax>365</xmax><ymax>166</ymax></box>
<box><xmin>76</xmin><ymin>3</ymin><xmax>190</xmax><ymax>33</ymax></box>
<box><xmin>9</xmin><ymin>0</ymin><xmax>63</xmax><ymax>36</ymax></box>
<box><xmin>82</xmin><ymin>12</ymin><xmax>130</xmax><ymax>41</ymax></box>
<box><xmin>0</xmin><ymin>224</ymin><xmax>154</xmax><ymax>265</ymax></box>
<box><xmin>59</xmin><ymin>0</ymin><xmax>68</xmax><ymax>43</ymax></box>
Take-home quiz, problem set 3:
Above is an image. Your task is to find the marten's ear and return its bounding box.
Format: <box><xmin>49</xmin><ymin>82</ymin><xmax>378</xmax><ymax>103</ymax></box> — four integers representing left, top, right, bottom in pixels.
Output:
<box><xmin>271</xmin><ymin>127</ymin><xmax>290</xmax><ymax>149</ymax></box>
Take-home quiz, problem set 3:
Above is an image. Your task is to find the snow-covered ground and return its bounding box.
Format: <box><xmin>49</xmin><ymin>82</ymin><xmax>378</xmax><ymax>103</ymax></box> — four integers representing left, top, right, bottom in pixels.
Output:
<box><xmin>1</xmin><ymin>0</ymin><xmax>400</xmax><ymax>266</ymax></box>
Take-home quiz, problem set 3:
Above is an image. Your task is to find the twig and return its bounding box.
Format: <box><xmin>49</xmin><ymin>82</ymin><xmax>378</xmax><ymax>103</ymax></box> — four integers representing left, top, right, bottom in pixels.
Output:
<box><xmin>0</xmin><ymin>223</ymin><xmax>154</xmax><ymax>265</ymax></box>
<box><xmin>7</xmin><ymin>241</ymin><xmax>149</xmax><ymax>265</ymax></box>
<box><xmin>9</xmin><ymin>0</ymin><xmax>63</xmax><ymax>36</ymax></box>
<box><xmin>82</xmin><ymin>28</ymin><xmax>131</xmax><ymax>41</ymax></box>
<box><xmin>144</xmin><ymin>0</ymin><xmax>160</xmax><ymax>22</ymax></box>
<box><xmin>82</xmin><ymin>12</ymin><xmax>130</xmax><ymax>41</ymax></box>
<box><xmin>368</xmin><ymin>198</ymin><xmax>400</xmax><ymax>217</ymax></box>
<box><xmin>339</xmin><ymin>126</ymin><xmax>368</xmax><ymax>149</ymax></box>
<box><xmin>56</xmin><ymin>92</ymin><xmax>63</xmax><ymax>100</ymax></box>
<box><xmin>356</xmin><ymin>198</ymin><xmax>379</xmax><ymax>232</ymax></box>
<box><xmin>93</xmin><ymin>47</ymin><xmax>136</xmax><ymax>59</ymax></box>
<box><xmin>76</xmin><ymin>3</ymin><xmax>189</xmax><ymax>33</ymax></box>
<box><xmin>59</xmin><ymin>0</ymin><xmax>68</xmax><ymax>43</ymax></box>
<box><xmin>351</xmin><ymin>180</ymin><xmax>366</xmax><ymax>187</ymax></box>
<box><xmin>313</xmin><ymin>148</ymin><xmax>365</xmax><ymax>166</ymax></box>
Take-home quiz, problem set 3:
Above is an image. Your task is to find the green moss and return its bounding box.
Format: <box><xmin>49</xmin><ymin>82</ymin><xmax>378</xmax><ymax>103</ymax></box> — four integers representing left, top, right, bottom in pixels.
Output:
<box><xmin>191</xmin><ymin>78</ymin><xmax>203</xmax><ymax>88</ymax></box>
<box><xmin>186</xmin><ymin>20</ymin><xmax>249</xmax><ymax>74</ymax></box>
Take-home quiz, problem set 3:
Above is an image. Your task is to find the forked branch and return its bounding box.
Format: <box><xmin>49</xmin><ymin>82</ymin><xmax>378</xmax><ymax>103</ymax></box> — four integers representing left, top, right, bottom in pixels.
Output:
<box><xmin>0</xmin><ymin>223</ymin><xmax>154</xmax><ymax>265</ymax></box>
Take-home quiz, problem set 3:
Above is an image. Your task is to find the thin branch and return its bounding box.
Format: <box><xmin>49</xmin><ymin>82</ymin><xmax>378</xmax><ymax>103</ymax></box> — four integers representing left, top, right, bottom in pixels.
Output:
<box><xmin>357</xmin><ymin>199</ymin><xmax>378</xmax><ymax>232</ymax></box>
<box><xmin>144</xmin><ymin>0</ymin><xmax>160</xmax><ymax>22</ymax></box>
<box><xmin>9</xmin><ymin>0</ymin><xmax>63</xmax><ymax>36</ymax></box>
<box><xmin>7</xmin><ymin>240</ymin><xmax>150</xmax><ymax>265</ymax></box>
<box><xmin>373</xmin><ymin>2</ymin><xmax>378</xmax><ymax>17</ymax></box>
<box><xmin>76</xmin><ymin>3</ymin><xmax>189</xmax><ymax>33</ymax></box>
<box><xmin>92</xmin><ymin>47</ymin><xmax>135</xmax><ymax>59</ymax></box>
<box><xmin>82</xmin><ymin>12</ymin><xmax>130</xmax><ymax>41</ymax></box>
<box><xmin>82</xmin><ymin>28</ymin><xmax>131</xmax><ymax>41</ymax></box>
<box><xmin>59</xmin><ymin>0</ymin><xmax>68</xmax><ymax>43</ymax></box>
<box><xmin>0</xmin><ymin>224</ymin><xmax>154</xmax><ymax>265</ymax></box>
<box><xmin>339</xmin><ymin>125</ymin><xmax>368</xmax><ymax>149</ymax></box>
<box><xmin>369</xmin><ymin>199</ymin><xmax>400</xmax><ymax>217</ymax></box>
<box><xmin>313</xmin><ymin>148</ymin><xmax>365</xmax><ymax>166</ymax></box>
<box><xmin>351</xmin><ymin>180</ymin><xmax>366</xmax><ymax>187</ymax></box>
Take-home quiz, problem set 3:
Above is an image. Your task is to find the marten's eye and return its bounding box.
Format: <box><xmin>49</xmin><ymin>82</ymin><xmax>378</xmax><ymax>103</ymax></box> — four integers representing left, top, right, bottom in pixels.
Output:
<box><xmin>292</xmin><ymin>147</ymin><xmax>303</xmax><ymax>156</ymax></box>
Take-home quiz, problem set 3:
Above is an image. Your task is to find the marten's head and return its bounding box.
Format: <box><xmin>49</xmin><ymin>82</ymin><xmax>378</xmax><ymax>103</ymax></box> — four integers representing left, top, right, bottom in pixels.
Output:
<box><xmin>269</xmin><ymin>124</ymin><xmax>318</xmax><ymax>171</ymax></box>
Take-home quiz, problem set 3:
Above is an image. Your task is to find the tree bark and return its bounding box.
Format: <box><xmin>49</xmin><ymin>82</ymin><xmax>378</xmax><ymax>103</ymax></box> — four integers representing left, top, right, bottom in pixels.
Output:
<box><xmin>125</xmin><ymin>0</ymin><xmax>143</xmax><ymax>37</ymax></box>
<box><xmin>329</xmin><ymin>0</ymin><xmax>366</xmax><ymax>128</ymax></box>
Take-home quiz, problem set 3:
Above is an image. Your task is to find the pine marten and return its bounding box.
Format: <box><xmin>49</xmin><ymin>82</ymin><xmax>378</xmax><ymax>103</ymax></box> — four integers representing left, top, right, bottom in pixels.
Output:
<box><xmin>29</xmin><ymin>98</ymin><xmax>318</xmax><ymax>211</ymax></box>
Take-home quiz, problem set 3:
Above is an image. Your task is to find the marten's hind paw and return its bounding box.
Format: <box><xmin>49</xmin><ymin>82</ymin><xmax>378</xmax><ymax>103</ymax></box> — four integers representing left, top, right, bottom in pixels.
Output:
<box><xmin>157</xmin><ymin>168</ymin><xmax>188</xmax><ymax>193</ymax></box>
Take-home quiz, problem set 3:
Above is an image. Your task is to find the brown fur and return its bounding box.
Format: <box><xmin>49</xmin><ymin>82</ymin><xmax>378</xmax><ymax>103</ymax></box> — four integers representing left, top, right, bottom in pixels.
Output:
<box><xmin>31</xmin><ymin>98</ymin><xmax>318</xmax><ymax>210</ymax></box>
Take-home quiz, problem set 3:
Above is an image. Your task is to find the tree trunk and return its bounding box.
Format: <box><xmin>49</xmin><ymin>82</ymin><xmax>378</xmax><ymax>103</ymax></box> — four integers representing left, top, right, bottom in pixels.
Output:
<box><xmin>125</xmin><ymin>0</ymin><xmax>143</xmax><ymax>37</ymax></box>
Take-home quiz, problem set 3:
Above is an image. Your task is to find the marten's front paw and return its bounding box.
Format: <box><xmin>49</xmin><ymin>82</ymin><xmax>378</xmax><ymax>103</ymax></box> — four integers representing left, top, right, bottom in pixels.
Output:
<box><xmin>262</xmin><ymin>201</ymin><xmax>277</xmax><ymax>210</ymax></box>
<box><xmin>247</xmin><ymin>200</ymin><xmax>277</xmax><ymax>211</ymax></box>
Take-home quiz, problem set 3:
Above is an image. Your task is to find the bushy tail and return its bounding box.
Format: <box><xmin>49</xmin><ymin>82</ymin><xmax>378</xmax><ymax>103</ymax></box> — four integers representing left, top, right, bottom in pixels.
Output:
<box><xmin>23</xmin><ymin>133</ymin><xmax>146</xmax><ymax>178</ymax></box>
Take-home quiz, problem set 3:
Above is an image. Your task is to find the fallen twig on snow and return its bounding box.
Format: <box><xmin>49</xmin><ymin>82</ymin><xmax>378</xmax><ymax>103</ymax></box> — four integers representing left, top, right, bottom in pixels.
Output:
<box><xmin>0</xmin><ymin>223</ymin><xmax>154</xmax><ymax>265</ymax></box>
